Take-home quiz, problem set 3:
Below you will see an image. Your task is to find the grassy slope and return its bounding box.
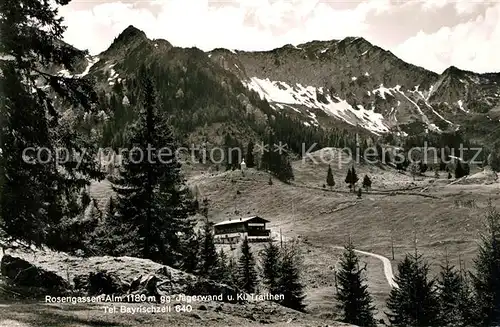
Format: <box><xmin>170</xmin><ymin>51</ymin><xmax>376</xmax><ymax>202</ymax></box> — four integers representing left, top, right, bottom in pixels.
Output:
<box><xmin>88</xmin><ymin>148</ymin><xmax>500</xmax><ymax>321</ymax></box>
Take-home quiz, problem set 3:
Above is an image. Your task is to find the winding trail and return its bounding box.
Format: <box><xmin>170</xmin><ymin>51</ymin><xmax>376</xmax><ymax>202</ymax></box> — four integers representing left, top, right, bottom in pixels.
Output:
<box><xmin>334</xmin><ymin>246</ymin><xmax>398</xmax><ymax>289</ymax></box>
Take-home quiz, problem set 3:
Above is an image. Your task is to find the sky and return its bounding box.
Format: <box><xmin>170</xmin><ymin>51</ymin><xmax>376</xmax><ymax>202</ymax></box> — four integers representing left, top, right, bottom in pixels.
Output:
<box><xmin>59</xmin><ymin>0</ymin><xmax>500</xmax><ymax>74</ymax></box>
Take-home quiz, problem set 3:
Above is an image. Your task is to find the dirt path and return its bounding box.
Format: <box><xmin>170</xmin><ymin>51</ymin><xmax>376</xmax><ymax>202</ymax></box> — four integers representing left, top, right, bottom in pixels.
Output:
<box><xmin>333</xmin><ymin>246</ymin><xmax>398</xmax><ymax>289</ymax></box>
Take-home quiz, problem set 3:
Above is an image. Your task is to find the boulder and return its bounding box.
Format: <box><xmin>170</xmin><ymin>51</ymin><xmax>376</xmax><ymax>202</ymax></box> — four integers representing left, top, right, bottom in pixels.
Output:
<box><xmin>1</xmin><ymin>255</ymin><xmax>70</xmax><ymax>295</ymax></box>
<box><xmin>87</xmin><ymin>270</ymin><xmax>128</xmax><ymax>296</ymax></box>
<box><xmin>127</xmin><ymin>274</ymin><xmax>161</xmax><ymax>302</ymax></box>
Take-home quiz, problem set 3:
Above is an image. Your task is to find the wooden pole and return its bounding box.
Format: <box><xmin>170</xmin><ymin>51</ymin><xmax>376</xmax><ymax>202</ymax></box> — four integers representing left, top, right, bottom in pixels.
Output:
<box><xmin>391</xmin><ymin>232</ymin><xmax>395</xmax><ymax>260</ymax></box>
<box><xmin>334</xmin><ymin>268</ymin><xmax>338</xmax><ymax>293</ymax></box>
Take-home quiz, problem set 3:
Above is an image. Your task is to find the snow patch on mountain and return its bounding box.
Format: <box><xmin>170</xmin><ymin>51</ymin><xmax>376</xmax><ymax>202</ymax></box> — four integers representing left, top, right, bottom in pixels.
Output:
<box><xmin>372</xmin><ymin>84</ymin><xmax>393</xmax><ymax>100</ymax></box>
<box><xmin>243</xmin><ymin>77</ymin><xmax>389</xmax><ymax>134</ymax></box>
<box><xmin>58</xmin><ymin>57</ymin><xmax>99</xmax><ymax>78</ymax></box>
<box><xmin>107</xmin><ymin>69</ymin><xmax>119</xmax><ymax>81</ymax></box>
<box><xmin>77</xmin><ymin>57</ymin><xmax>100</xmax><ymax>77</ymax></box>
<box><xmin>457</xmin><ymin>100</ymin><xmax>468</xmax><ymax>113</ymax></box>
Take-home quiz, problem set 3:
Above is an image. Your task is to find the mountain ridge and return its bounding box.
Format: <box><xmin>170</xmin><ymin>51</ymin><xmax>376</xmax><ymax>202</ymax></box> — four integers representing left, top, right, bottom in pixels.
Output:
<box><xmin>68</xmin><ymin>25</ymin><xmax>500</xmax><ymax>148</ymax></box>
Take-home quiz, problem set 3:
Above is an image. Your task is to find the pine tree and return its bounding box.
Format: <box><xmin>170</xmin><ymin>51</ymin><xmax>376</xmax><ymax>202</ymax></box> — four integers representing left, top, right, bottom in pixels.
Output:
<box><xmin>471</xmin><ymin>206</ymin><xmax>500</xmax><ymax>325</ymax></box>
<box><xmin>216</xmin><ymin>249</ymin><xmax>234</xmax><ymax>285</ymax></box>
<box><xmin>236</xmin><ymin>237</ymin><xmax>258</xmax><ymax>293</ymax></box>
<box><xmin>345</xmin><ymin>167</ymin><xmax>353</xmax><ymax>191</ymax></box>
<box><xmin>0</xmin><ymin>0</ymin><xmax>104</xmax><ymax>250</ymax></box>
<box><xmin>455</xmin><ymin>160</ymin><xmax>466</xmax><ymax>179</ymax></box>
<box><xmin>261</xmin><ymin>240</ymin><xmax>281</xmax><ymax>294</ymax></box>
<box><xmin>437</xmin><ymin>259</ymin><xmax>466</xmax><ymax>326</ymax></box>
<box><xmin>199</xmin><ymin>220</ymin><xmax>219</xmax><ymax>279</ymax></box>
<box><xmin>344</xmin><ymin>167</ymin><xmax>359</xmax><ymax>192</ymax></box>
<box><xmin>245</xmin><ymin>141</ymin><xmax>255</xmax><ymax>168</ymax></box>
<box><xmin>111</xmin><ymin>74</ymin><xmax>193</xmax><ymax>266</ymax></box>
<box><xmin>227</xmin><ymin>256</ymin><xmax>237</xmax><ymax>286</ymax></box>
<box><xmin>386</xmin><ymin>252</ymin><xmax>441</xmax><ymax>326</ymax></box>
<box><xmin>336</xmin><ymin>240</ymin><xmax>376</xmax><ymax>326</ymax></box>
<box><xmin>362</xmin><ymin>175</ymin><xmax>372</xmax><ymax>191</ymax></box>
<box><xmin>351</xmin><ymin>167</ymin><xmax>359</xmax><ymax>191</ymax></box>
<box><xmin>180</xmin><ymin>230</ymin><xmax>199</xmax><ymax>274</ymax></box>
<box><xmin>277</xmin><ymin>241</ymin><xmax>306</xmax><ymax>311</ymax></box>
<box><xmin>457</xmin><ymin>270</ymin><xmax>477</xmax><ymax>326</ymax></box>
<box><xmin>326</xmin><ymin>164</ymin><xmax>335</xmax><ymax>190</ymax></box>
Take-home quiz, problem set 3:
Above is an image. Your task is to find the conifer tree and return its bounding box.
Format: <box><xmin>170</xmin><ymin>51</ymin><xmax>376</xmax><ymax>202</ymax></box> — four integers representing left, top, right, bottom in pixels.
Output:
<box><xmin>216</xmin><ymin>249</ymin><xmax>234</xmax><ymax>285</ymax></box>
<box><xmin>180</xmin><ymin>230</ymin><xmax>200</xmax><ymax>274</ymax></box>
<box><xmin>277</xmin><ymin>241</ymin><xmax>306</xmax><ymax>311</ymax></box>
<box><xmin>457</xmin><ymin>270</ymin><xmax>477</xmax><ymax>326</ymax></box>
<box><xmin>326</xmin><ymin>164</ymin><xmax>335</xmax><ymax>190</ymax></box>
<box><xmin>261</xmin><ymin>240</ymin><xmax>281</xmax><ymax>294</ymax></box>
<box><xmin>245</xmin><ymin>141</ymin><xmax>255</xmax><ymax>168</ymax></box>
<box><xmin>336</xmin><ymin>240</ymin><xmax>376</xmax><ymax>326</ymax></box>
<box><xmin>471</xmin><ymin>205</ymin><xmax>500</xmax><ymax>325</ymax></box>
<box><xmin>227</xmin><ymin>256</ymin><xmax>237</xmax><ymax>286</ymax></box>
<box><xmin>345</xmin><ymin>167</ymin><xmax>359</xmax><ymax>192</ymax></box>
<box><xmin>199</xmin><ymin>220</ymin><xmax>219</xmax><ymax>279</ymax></box>
<box><xmin>455</xmin><ymin>160</ymin><xmax>466</xmax><ymax>178</ymax></box>
<box><xmin>362</xmin><ymin>175</ymin><xmax>372</xmax><ymax>191</ymax></box>
<box><xmin>345</xmin><ymin>167</ymin><xmax>353</xmax><ymax>191</ymax></box>
<box><xmin>0</xmin><ymin>0</ymin><xmax>104</xmax><ymax>249</ymax></box>
<box><xmin>351</xmin><ymin>167</ymin><xmax>359</xmax><ymax>190</ymax></box>
<box><xmin>386</xmin><ymin>252</ymin><xmax>441</xmax><ymax>326</ymax></box>
<box><xmin>236</xmin><ymin>237</ymin><xmax>258</xmax><ymax>293</ymax></box>
<box><xmin>437</xmin><ymin>259</ymin><xmax>466</xmax><ymax>326</ymax></box>
<box><xmin>111</xmin><ymin>74</ymin><xmax>193</xmax><ymax>266</ymax></box>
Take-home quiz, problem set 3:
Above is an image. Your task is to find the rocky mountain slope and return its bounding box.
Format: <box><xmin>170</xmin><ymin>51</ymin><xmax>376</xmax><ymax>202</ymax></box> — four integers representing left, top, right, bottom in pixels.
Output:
<box><xmin>211</xmin><ymin>37</ymin><xmax>500</xmax><ymax>137</ymax></box>
<box><xmin>61</xmin><ymin>25</ymin><xmax>500</xmax><ymax>147</ymax></box>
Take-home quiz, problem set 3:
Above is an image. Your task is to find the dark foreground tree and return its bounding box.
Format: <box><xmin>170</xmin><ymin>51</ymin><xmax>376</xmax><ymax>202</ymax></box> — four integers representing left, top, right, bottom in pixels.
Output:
<box><xmin>277</xmin><ymin>241</ymin><xmax>306</xmax><ymax>311</ymax></box>
<box><xmin>198</xmin><ymin>220</ymin><xmax>218</xmax><ymax>279</ymax></box>
<box><xmin>471</xmin><ymin>205</ymin><xmax>500</xmax><ymax>325</ymax></box>
<box><xmin>236</xmin><ymin>237</ymin><xmax>258</xmax><ymax>293</ymax></box>
<box><xmin>437</xmin><ymin>258</ymin><xmax>476</xmax><ymax>326</ymax></box>
<box><xmin>455</xmin><ymin>160</ymin><xmax>466</xmax><ymax>178</ymax></box>
<box><xmin>0</xmin><ymin>0</ymin><xmax>104</xmax><ymax>250</ymax></box>
<box><xmin>111</xmin><ymin>74</ymin><xmax>193</xmax><ymax>266</ymax></box>
<box><xmin>386</xmin><ymin>251</ymin><xmax>440</xmax><ymax>326</ymax></box>
<box><xmin>261</xmin><ymin>240</ymin><xmax>281</xmax><ymax>294</ymax></box>
<box><xmin>336</xmin><ymin>240</ymin><xmax>376</xmax><ymax>326</ymax></box>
